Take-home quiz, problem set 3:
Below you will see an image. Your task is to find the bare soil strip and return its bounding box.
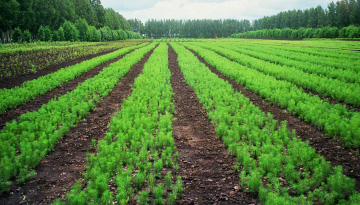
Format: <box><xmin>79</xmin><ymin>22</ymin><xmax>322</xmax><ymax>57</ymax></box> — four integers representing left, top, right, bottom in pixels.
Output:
<box><xmin>188</xmin><ymin>49</ymin><xmax>360</xmax><ymax>191</ymax></box>
<box><xmin>0</xmin><ymin>50</ymin><xmax>135</xmax><ymax>131</ymax></box>
<box><xmin>211</xmin><ymin>50</ymin><xmax>360</xmax><ymax>112</ymax></box>
<box><xmin>168</xmin><ymin>45</ymin><xmax>259</xmax><ymax>204</ymax></box>
<box><xmin>0</xmin><ymin>48</ymin><xmax>155</xmax><ymax>205</ymax></box>
<box><xmin>0</xmin><ymin>49</ymin><xmax>118</xmax><ymax>90</ymax></box>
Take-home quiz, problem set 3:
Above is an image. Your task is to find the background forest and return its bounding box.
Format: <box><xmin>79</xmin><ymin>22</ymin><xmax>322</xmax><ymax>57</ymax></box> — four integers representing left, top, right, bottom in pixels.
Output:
<box><xmin>0</xmin><ymin>0</ymin><xmax>139</xmax><ymax>42</ymax></box>
<box><xmin>133</xmin><ymin>0</ymin><xmax>360</xmax><ymax>38</ymax></box>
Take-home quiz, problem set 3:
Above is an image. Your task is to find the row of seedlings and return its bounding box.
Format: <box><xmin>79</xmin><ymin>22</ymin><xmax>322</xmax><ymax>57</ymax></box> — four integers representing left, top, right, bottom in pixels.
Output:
<box><xmin>0</xmin><ymin>41</ymin><xmax>106</xmax><ymax>54</ymax></box>
<box><xmin>246</xmin><ymin>40</ymin><xmax>360</xmax><ymax>63</ymax></box>
<box><xmin>0</xmin><ymin>43</ymin><xmax>148</xmax><ymax>114</ymax></box>
<box><xmin>63</xmin><ymin>43</ymin><xmax>183</xmax><ymax>204</ymax></box>
<box><xmin>0</xmin><ymin>43</ymin><xmax>157</xmax><ymax>194</ymax></box>
<box><xmin>0</xmin><ymin>41</ymin><xmax>143</xmax><ymax>79</ymax></box>
<box><xmin>189</xmin><ymin>42</ymin><xmax>360</xmax><ymax>106</ymax></box>
<box><xmin>216</xmin><ymin>42</ymin><xmax>360</xmax><ymax>84</ymax></box>
<box><xmin>171</xmin><ymin>42</ymin><xmax>360</xmax><ymax>204</ymax></box>
<box><xmin>182</xmin><ymin>43</ymin><xmax>360</xmax><ymax>148</ymax></box>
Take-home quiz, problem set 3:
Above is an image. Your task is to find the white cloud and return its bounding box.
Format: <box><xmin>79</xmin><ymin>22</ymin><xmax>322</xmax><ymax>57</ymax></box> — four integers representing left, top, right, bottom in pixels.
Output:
<box><xmin>105</xmin><ymin>0</ymin><xmax>334</xmax><ymax>22</ymax></box>
<box><xmin>101</xmin><ymin>0</ymin><xmax>159</xmax><ymax>11</ymax></box>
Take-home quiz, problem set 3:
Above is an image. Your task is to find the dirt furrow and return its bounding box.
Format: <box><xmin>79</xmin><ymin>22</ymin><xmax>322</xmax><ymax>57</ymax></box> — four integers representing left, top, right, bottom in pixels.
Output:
<box><xmin>188</xmin><ymin>49</ymin><xmax>360</xmax><ymax>191</ymax></box>
<box><xmin>168</xmin><ymin>45</ymin><xmax>258</xmax><ymax>204</ymax></box>
<box><xmin>0</xmin><ymin>48</ymin><xmax>155</xmax><ymax>205</ymax></box>
<box><xmin>0</xmin><ymin>50</ymin><xmax>136</xmax><ymax>131</ymax></box>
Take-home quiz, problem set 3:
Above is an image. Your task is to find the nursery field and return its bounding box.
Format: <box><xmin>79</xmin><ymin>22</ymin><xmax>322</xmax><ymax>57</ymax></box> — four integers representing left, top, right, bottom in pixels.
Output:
<box><xmin>0</xmin><ymin>39</ymin><xmax>360</xmax><ymax>204</ymax></box>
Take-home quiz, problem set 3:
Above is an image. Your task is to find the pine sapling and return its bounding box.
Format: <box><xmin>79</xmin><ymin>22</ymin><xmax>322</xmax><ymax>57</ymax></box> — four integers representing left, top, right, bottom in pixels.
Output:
<box><xmin>165</xmin><ymin>171</ymin><xmax>172</xmax><ymax>190</ymax></box>
<box><xmin>136</xmin><ymin>190</ymin><xmax>149</xmax><ymax>205</ymax></box>
<box><xmin>153</xmin><ymin>184</ymin><xmax>166</xmax><ymax>205</ymax></box>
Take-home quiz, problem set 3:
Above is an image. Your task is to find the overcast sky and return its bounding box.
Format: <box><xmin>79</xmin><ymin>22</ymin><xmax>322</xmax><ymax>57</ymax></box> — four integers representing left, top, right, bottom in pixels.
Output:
<box><xmin>101</xmin><ymin>0</ymin><xmax>334</xmax><ymax>23</ymax></box>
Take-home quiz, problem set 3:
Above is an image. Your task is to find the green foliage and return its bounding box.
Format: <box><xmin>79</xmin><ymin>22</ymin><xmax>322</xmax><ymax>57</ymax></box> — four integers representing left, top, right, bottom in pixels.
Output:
<box><xmin>94</xmin><ymin>30</ymin><xmax>102</xmax><ymax>42</ymax></box>
<box><xmin>75</xmin><ymin>19</ymin><xmax>89</xmax><ymax>42</ymax></box>
<box><xmin>100</xmin><ymin>26</ymin><xmax>112</xmax><ymax>41</ymax></box>
<box><xmin>173</xmin><ymin>176</ymin><xmax>184</xmax><ymax>198</ymax></box>
<box><xmin>143</xmin><ymin>19</ymin><xmax>251</xmax><ymax>38</ymax></box>
<box><xmin>153</xmin><ymin>184</ymin><xmax>166</xmax><ymax>204</ymax></box>
<box><xmin>134</xmin><ymin>171</ymin><xmax>146</xmax><ymax>189</ymax></box>
<box><xmin>185</xmin><ymin>42</ymin><xmax>360</xmax><ymax>148</ymax></box>
<box><xmin>0</xmin><ymin>42</ymin><xmax>148</xmax><ymax>114</ymax></box>
<box><xmin>17</xmin><ymin>170</ymin><xmax>36</xmax><ymax>185</ymax></box>
<box><xmin>149</xmin><ymin>173</ymin><xmax>156</xmax><ymax>193</ymax></box>
<box><xmin>346</xmin><ymin>25</ymin><xmax>360</xmax><ymax>38</ymax></box>
<box><xmin>167</xmin><ymin>192</ymin><xmax>176</xmax><ymax>205</ymax></box>
<box><xmin>90</xmin><ymin>139</ymin><xmax>97</xmax><ymax>150</ymax></box>
<box><xmin>215</xmin><ymin>41</ymin><xmax>360</xmax><ymax>84</ymax></box>
<box><xmin>104</xmin><ymin>8</ymin><xmax>130</xmax><ymax>30</ymax></box>
<box><xmin>247</xmin><ymin>171</ymin><xmax>262</xmax><ymax>193</ymax></box>
<box><xmin>86</xmin><ymin>26</ymin><xmax>101</xmax><ymax>42</ymax></box>
<box><xmin>170</xmin><ymin>42</ymin><xmax>359</xmax><ymax>204</ymax></box>
<box><xmin>86</xmin><ymin>26</ymin><xmax>95</xmax><ymax>42</ymax></box>
<box><xmin>232</xmin><ymin>25</ymin><xmax>360</xmax><ymax>39</ymax></box>
<box><xmin>12</xmin><ymin>27</ymin><xmax>22</xmax><ymax>43</ymax></box>
<box><xmin>44</xmin><ymin>26</ymin><xmax>52</xmax><ymax>42</ymax></box>
<box><xmin>124</xmin><ymin>31</ymin><xmax>130</xmax><ymax>40</ymax></box>
<box><xmin>64</xmin><ymin>43</ymin><xmax>182</xmax><ymax>204</ymax></box>
<box><xmin>0</xmin><ymin>43</ymin><xmax>150</xmax><ymax>193</ymax></box>
<box><xmin>164</xmin><ymin>171</ymin><xmax>172</xmax><ymax>190</ymax></box>
<box><xmin>0</xmin><ymin>0</ymin><xmax>20</xmax><ymax>34</ymax></box>
<box><xmin>136</xmin><ymin>190</ymin><xmax>149</xmax><ymax>205</ymax></box>
<box><xmin>57</xmin><ymin>27</ymin><xmax>65</xmax><ymax>41</ymax></box>
<box><xmin>23</xmin><ymin>30</ymin><xmax>32</xmax><ymax>42</ymax></box>
<box><xmin>202</xmin><ymin>42</ymin><xmax>360</xmax><ymax>105</ymax></box>
<box><xmin>117</xmin><ymin>29</ymin><xmax>126</xmax><ymax>40</ymax></box>
<box><xmin>63</xmin><ymin>21</ymin><xmax>78</xmax><ymax>42</ymax></box>
<box><xmin>38</xmin><ymin>26</ymin><xmax>52</xmax><ymax>41</ymax></box>
<box><xmin>51</xmin><ymin>31</ymin><xmax>59</xmax><ymax>41</ymax></box>
<box><xmin>112</xmin><ymin>30</ymin><xmax>119</xmax><ymax>40</ymax></box>
<box><xmin>326</xmin><ymin>166</ymin><xmax>357</xmax><ymax>201</ymax></box>
<box><xmin>154</xmin><ymin>159</ymin><xmax>163</xmax><ymax>176</ymax></box>
<box><xmin>38</xmin><ymin>26</ymin><xmax>45</xmax><ymax>41</ymax></box>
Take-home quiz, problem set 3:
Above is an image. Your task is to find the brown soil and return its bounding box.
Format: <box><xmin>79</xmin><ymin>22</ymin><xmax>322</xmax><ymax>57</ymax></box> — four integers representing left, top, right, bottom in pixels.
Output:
<box><xmin>189</xmin><ymin>49</ymin><xmax>360</xmax><ymax>191</ymax></box>
<box><xmin>0</xmin><ymin>49</ymin><xmax>117</xmax><ymax>90</ymax></box>
<box><xmin>0</xmin><ymin>48</ymin><xmax>155</xmax><ymax>205</ymax></box>
<box><xmin>168</xmin><ymin>45</ymin><xmax>259</xmax><ymax>204</ymax></box>
<box><xmin>0</xmin><ymin>50</ymin><xmax>135</xmax><ymax>131</ymax></box>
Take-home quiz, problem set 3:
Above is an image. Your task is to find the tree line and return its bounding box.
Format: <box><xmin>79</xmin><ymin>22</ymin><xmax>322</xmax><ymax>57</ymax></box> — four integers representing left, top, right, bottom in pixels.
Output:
<box><xmin>252</xmin><ymin>0</ymin><xmax>360</xmax><ymax>30</ymax></box>
<box><xmin>128</xmin><ymin>19</ymin><xmax>252</xmax><ymax>38</ymax></box>
<box><xmin>232</xmin><ymin>0</ymin><xmax>360</xmax><ymax>39</ymax></box>
<box><xmin>128</xmin><ymin>0</ymin><xmax>360</xmax><ymax>38</ymax></box>
<box><xmin>0</xmin><ymin>0</ymin><xmax>137</xmax><ymax>42</ymax></box>
<box><xmin>231</xmin><ymin>25</ymin><xmax>360</xmax><ymax>39</ymax></box>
